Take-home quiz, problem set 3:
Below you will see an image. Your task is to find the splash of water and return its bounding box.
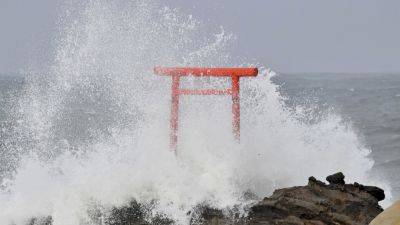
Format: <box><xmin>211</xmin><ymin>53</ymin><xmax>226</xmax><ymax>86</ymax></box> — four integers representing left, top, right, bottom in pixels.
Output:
<box><xmin>0</xmin><ymin>1</ymin><xmax>390</xmax><ymax>224</ymax></box>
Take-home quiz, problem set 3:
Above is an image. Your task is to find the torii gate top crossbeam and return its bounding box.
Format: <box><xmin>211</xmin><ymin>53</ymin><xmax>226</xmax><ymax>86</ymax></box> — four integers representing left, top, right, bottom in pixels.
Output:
<box><xmin>154</xmin><ymin>67</ymin><xmax>258</xmax><ymax>77</ymax></box>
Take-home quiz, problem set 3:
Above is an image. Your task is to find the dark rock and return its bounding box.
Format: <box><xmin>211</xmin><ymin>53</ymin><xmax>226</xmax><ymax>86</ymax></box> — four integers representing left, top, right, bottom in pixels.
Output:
<box><xmin>326</xmin><ymin>172</ymin><xmax>345</xmax><ymax>185</ymax></box>
<box><xmin>27</xmin><ymin>173</ymin><xmax>384</xmax><ymax>225</ymax></box>
<box><xmin>27</xmin><ymin>217</ymin><xmax>52</xmax><ymax>225</ymax></box>
<box><xmin>309</xmin><ymin>176</ymin><xmax>326</xmax><ymax>186</ymax></box>
<box><xmin>355</xmin><ymin>182</ymin><xmax>385</xmax><ymax>201</ymax></box>
<box><xmin>245</xmin><ymin>180</ymin><xmax>383</xmax><ymax>225</ymax></box>
<box><xmin>105</xmin><ymin>200</ymin><xmax>173</xmax><ymax>225</ymax></box>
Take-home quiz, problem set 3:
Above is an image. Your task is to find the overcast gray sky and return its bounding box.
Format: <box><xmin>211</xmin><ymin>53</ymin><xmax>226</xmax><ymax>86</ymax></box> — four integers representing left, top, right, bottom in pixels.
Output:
<box><xmin>1</xmin><ymin>0</ymin><xmax>399</xmax><ymax>74</ymax></box>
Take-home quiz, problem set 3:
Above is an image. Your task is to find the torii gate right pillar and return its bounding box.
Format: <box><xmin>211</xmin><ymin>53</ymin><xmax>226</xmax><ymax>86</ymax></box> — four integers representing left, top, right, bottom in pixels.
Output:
<box><xmin>231</xmin><ymin>75</ymin><xmax>240</xmax><ymax>140</ymax></box>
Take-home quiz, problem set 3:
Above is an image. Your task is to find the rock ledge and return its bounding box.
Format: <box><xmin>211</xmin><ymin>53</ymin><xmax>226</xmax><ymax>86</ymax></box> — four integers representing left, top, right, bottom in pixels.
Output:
<box><xmin>28</xmin><ymin>173</ymin><xmax>384</xmax><ymax>225</ymax></box>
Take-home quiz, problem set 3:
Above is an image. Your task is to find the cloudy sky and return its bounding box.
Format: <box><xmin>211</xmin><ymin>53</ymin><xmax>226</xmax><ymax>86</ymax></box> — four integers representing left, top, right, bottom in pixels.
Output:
<box><xmin>1</xmin><ymin>0</ymin><xmax>399</xmax><ymax>74</ymax></box>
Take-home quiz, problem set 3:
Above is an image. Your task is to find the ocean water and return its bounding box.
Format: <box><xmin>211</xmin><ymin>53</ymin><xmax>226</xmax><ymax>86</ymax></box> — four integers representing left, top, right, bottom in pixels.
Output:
<box><xmin>272</xmin><ymin>73</ymin><xmax>400</xmax><ymax>198</ymax></box>
<box><xmin>0</xmin><ymin>1</ymin><xmax>396</xmax><ymax>224</ymax></box>
<box><xmin>1</xmin><ymin>72</ymin><xmax>398</xmax><ymax>224</ymax></box>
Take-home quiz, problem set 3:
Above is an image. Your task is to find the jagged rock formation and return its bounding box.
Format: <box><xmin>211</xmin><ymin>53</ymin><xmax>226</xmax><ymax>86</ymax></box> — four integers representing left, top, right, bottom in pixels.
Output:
<box><xmin>28</xmin><ymin>173</ymin><xmax>384</xmax><ymax>225</ymax></box>
<box><xmin>243</xmin><ymin>175</ymin><xmax>384</xmax><ymax>225</ymax></box>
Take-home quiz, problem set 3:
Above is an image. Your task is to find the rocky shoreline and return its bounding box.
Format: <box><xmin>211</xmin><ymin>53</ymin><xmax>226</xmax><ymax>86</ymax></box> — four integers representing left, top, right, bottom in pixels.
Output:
<box><xmin>28</xmin><ymin>173</ymin><xmax>385</xmax><ymax>225</ymax></box>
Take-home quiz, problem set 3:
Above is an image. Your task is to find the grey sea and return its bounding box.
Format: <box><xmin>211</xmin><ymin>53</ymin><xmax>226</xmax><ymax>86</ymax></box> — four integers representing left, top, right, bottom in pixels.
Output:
<box><xmin>0</xmin><ymin>73</ymin><xmax>399</xmax><ymax>198</ymax></box>
<box><xmin>272</xmin><ymin>73</ymin><xmax>400</xmax><ymax>199</ymax></box>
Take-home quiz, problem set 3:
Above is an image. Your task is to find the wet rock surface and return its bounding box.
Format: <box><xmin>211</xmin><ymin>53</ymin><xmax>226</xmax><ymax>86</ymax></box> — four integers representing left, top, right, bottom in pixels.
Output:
<box><xmin>326</xmin><ymin>172</ymin><xmax>345</xmax><ymax>185</ymax></box>
<box><xmin>28</xmin><ymin>173</ymin><xmax>384</xmax><ymax>225</ymax></box>
<box><xmin>244</xmin><ymin>175</ymin><xmax>384</xmax><ymax>225</ymax></box>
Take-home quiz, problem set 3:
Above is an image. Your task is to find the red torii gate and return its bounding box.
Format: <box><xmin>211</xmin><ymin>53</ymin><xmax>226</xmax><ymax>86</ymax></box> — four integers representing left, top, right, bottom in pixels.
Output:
<box><xmin>154</xmin><ymin>67</ymin><xmax>259</xmax><ymax>153</ymax></box>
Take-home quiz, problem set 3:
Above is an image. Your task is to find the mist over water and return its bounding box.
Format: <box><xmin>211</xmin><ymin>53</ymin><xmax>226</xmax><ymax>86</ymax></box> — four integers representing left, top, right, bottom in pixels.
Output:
<box><xmin>0</xmin><ymin>1</ymin><xmax>390</xmax><ymax>224</ymax></box>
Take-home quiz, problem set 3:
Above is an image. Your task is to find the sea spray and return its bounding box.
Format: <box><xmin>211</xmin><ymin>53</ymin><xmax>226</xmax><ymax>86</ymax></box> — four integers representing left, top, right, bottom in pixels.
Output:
<box><xmin>0</xmin><ymin>1</ymin><xmax>390</xmax><ymax>224</ymax></box>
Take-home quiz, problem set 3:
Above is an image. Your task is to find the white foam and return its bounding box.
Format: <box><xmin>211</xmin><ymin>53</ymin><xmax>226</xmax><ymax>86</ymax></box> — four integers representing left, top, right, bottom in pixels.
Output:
<box><xmin>0</xmin><ymin>1</ymin><xmax>390</xmax><ymax>224</ymax></box>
